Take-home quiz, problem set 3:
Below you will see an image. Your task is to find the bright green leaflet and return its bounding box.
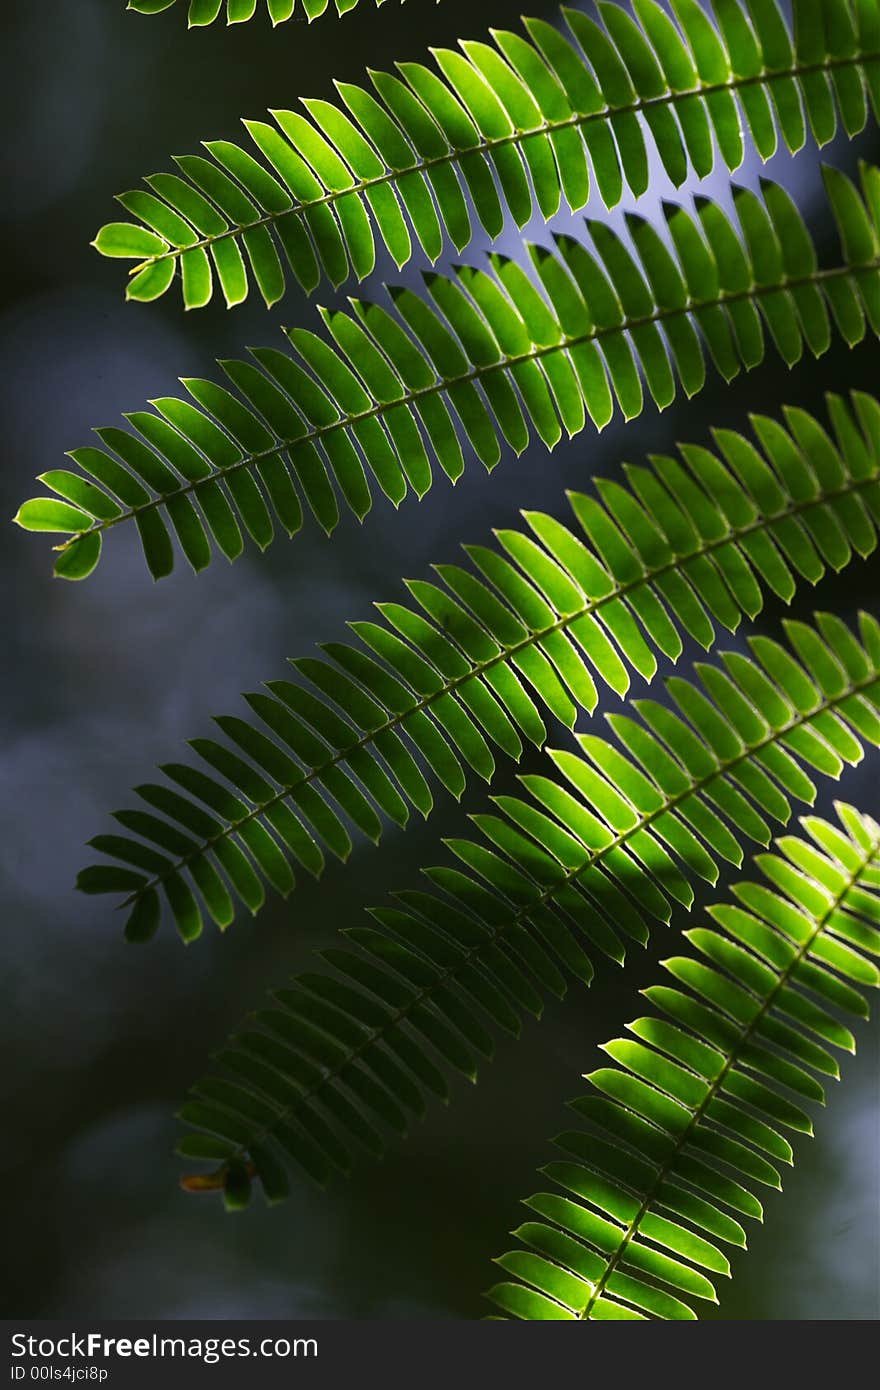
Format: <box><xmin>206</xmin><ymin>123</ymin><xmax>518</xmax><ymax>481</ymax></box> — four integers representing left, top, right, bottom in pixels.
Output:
<box><xmin>16</xmin><ymin>166</ymin><xmax>880</xmax><ymax>583</ymax></box>
<box><xmin>171</xmin><ymin>610</ymin><xmax>880</xmax><ymax>1207</ymax></box>
<box><xmin>489</xmin><ymin>802</ymin><xmax>880</xmax><ymax>1319</ymax></box>
<box><xmin>101</xmin><ymin>0</ymin><xmax>880</xmax><ymax>308</ymax></box>
<box><xmin>127</xmin><ymin>0</ymin><xmax>408</xmax><ymax>28</ymax></box>
<box><xmin>77</xmin><ymin>389</ymin><xmax>880</xmax><ymax>944</ymax></box>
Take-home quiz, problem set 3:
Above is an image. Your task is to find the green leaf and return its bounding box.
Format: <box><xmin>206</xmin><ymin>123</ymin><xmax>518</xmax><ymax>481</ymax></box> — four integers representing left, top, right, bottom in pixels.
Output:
<box><xmin>491</xmin><ymin>800</ymin><xmax>880</xmax><ymax>1318</ymax></box>
<box><xmin>128</xmin><ymin>0</ymin><xmax>379</xmax><ymax>25</ymax></box>
<box><xmin>14</xmin><ymin>499</ymin><xmax>92</xmax><ymax>533</ymax></box>
<box><xmin>76</xmin><ymin>391</ymin><xmax>880</xmax><ymax>939</ymax></box>
<box><xmin>26</xmin><ymin>173</ymin><xmax>880</xmax><ymax>580</ymax></box>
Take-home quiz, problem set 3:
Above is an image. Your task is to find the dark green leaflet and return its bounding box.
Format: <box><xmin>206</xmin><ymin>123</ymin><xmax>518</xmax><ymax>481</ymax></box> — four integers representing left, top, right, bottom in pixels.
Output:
<box><xmin>75</xmin><ymin>390</ymin><xmax>880</xmax><ymax>944</ymax></box>
<box><xmin>171</xmin><ymin>610</ymin><xmax>880</xmax><ymax>1207</ymax></box>
<box><xmin>16</xmin><ymin>166</ymin><xmax>880</xmax><ymax>582</ymax></box>
<box><xmin>489</xmin><ymin>802</ymin><xmax>880</xmax><ymax>1319</ymax></box>
<box><xmin>101</xmin><ymin>0</ymin><xmax>880</xmax><ymax>308</ymax></box>
<box><xmin>127</xmin><ymin>0</ymin><xmax>403</xmax><ymax>26</ymax></box>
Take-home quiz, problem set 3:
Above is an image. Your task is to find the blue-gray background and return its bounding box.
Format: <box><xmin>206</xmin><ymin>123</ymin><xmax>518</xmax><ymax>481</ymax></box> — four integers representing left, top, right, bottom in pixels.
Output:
<box><xmin>1</xmin><ymin>0</ymin><xmax>878</xmax><ymax>1320</ymax></box>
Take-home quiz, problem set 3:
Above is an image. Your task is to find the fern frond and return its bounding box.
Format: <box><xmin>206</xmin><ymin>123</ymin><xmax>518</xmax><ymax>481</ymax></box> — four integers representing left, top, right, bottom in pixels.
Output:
<box><xmin>100</xmin><ymin>0</ymin><xmax>880</xmax><ymax>308</ymax></box>
<box><xmin>488</xmin><ymin>801</ymin><xmax>880</xmax><ymax>1320</ymax></box>
<box><xmin>172</xmin><ymin>610</ymin><xmax>880</xmax><ymax>1206</ymax></box>
<box><xmin>76</xmin><ymin>390</ymin><xmax>880</xmax><ymax>943</ymax></box>
<box><xmin>127</xmin><ymin>0</ymin><xmax>403</xmax><ymax>26</ymax></box>
<box><xmin>17</xmin><ymin>168</ymin><xmax>880</xmax><ymax>582</ymax></box>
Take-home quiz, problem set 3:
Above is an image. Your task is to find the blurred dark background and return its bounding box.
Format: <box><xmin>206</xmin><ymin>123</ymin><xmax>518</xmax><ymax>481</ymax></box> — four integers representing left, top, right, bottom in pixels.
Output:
<box><xmin>1</xmin><ymin>0</ymin><xmax>878</xmax><ymax>1320</ymax></box>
